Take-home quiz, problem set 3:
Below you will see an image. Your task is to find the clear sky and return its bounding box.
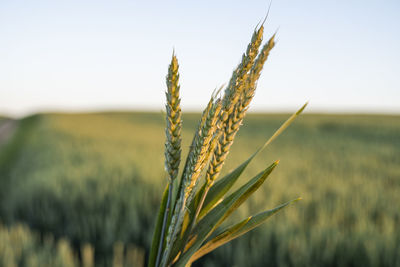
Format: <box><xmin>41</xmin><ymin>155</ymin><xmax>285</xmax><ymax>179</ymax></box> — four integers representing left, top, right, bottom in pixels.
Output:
<box><xmin>1</xmin><ymin>0</ymin><xmax>399</xmax><ymax>117</ymax></box>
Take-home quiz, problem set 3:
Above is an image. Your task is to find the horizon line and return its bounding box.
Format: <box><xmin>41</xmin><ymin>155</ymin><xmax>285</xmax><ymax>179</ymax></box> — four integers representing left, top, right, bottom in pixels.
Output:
<box><xmin>2</xmin><ymin>107</ymin><xmax>400</xmax><ymax>119</ymax></box>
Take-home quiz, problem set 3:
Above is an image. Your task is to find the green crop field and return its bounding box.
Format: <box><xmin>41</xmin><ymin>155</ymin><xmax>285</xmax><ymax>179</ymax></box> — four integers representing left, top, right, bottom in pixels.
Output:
<box><xmin>0</xmin><ymin>112</ymin><xmax>399</xmax><ymax>266</ymax></box>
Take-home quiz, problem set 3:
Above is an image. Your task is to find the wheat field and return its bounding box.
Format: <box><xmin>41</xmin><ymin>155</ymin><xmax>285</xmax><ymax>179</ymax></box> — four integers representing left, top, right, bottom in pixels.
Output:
<box><xmin>0</xmin><ymin>112</ymin><xmax>399</xmax><ymax>266</ymax></box>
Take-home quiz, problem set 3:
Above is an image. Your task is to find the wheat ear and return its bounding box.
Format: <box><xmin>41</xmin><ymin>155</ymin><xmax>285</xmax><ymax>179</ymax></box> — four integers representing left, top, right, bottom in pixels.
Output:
<box><xmin>155</xmin><ymin>52</ymin><xmax>182</xmax><ymax>267</ymax></box>
<box><xmin>227</xmin><ymin>34</ymin><xmax>276</xmax><ymax>145</ymax></box>
<box><xmin>204</xmin><ymin>25</ymin><xmax>265</xmax><ymax>188</ymax></box>
<box><xmin>221</xmin><ymin>28</ymin><xmax>263</xmax><ymax>121</ymax></box>
<box><xmin>178</xmin><ymin>96</ymin><xmax>214</xmax><ymax>194</ymax></box>
<box><xmin>164</xmin><ymin>53</ymin><xmax>182</xmax><ymax>182</ymax></box>
<box><xmin>192</xmin><ymin>33</ymin><xmax>276</xmax><ymax>230</ymax></box>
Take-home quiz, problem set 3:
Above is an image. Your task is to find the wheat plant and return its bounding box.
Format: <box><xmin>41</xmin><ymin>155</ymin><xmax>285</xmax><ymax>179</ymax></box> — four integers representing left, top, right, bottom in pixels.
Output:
<box><xmin>148</xmin><ymin>23</ymin><xmax>307</xmax><ymax>267</ymax></box>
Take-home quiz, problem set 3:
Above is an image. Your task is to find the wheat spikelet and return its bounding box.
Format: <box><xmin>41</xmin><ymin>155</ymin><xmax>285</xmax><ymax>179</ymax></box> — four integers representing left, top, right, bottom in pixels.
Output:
<box><xmin>205</xmin><ymin>26</ymin><xmax>264</xmax><ymax>181</ymax></box>
<box><xmin>180</xmin><ymin>97</ymin><xmax>214</xmax><ymax>187</ymax></box>
<box><xmin>241</xmin><ymin>34</ymin><xmax>276</xmax><ymax>108</ymax></box>
<box><xmin>183</xmin><ymin>98</ymin><xmax>222</xmax><ymax>205</ymax></box>
<box><xmin>222</xmin><ymin>25</ymin><xmax>264</xmax><ymax>117</ymax></box>
<box><xmin>205</xmin><ymin>32</ymin><xmax>275</xmax><ymax>187</ymax></box>
<box><xmin>164</xmin><ymin>53</ymin><xmax>182</xmax><ymax>182</ymax></box>
<box><xmin>228</xmin><ymin>34</ymin><xmax>276</xmax><ymax>140</ymax></box>
<box><xmin>181</xmin><ymin>85</ymin><xmax>223</xmax><ymax>184</ymax></box>
<box><xmin>205</xmin><ymin>36</ymin><xmax>276</xmax><ymax>184</ymax></box>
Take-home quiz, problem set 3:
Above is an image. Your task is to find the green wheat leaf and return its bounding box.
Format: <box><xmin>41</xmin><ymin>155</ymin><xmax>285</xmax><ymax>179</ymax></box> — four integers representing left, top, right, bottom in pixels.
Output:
<box><xmin>148</xmin><ymin>184</ymin><xmax>169</xmax><ymax>267</ymax></box>
<box><xmin>174</xmin><ymin>161</ymin><xmax>278</xmax><ymax>267</ymax></box>
<box><xmin>190</xmin><ymin>198</ymin><xmax>301</xmax><ymax>263</ymax></box>
<box><xmin>199</xmin><ymin>156</ymin><xmax>253</xmax><ymax>218</ymax></box>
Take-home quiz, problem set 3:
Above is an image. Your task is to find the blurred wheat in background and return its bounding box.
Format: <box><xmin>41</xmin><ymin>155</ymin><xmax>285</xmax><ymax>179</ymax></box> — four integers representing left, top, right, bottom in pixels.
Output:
<box><xmin>0</xmin><ymin>112</ymin><xmax>400</xmax><ymax>266</ymax></box>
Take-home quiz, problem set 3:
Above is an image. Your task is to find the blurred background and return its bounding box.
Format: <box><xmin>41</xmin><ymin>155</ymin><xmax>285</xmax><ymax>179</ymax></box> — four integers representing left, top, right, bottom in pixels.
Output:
<box><xmin>0</xmin><ymin>0</ymin><xmax>399</xmax><ymax>266</ymax></box>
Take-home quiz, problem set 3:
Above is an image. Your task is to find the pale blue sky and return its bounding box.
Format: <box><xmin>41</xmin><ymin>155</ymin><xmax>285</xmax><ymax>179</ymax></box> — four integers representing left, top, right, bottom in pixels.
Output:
<box><xmin>1</xmin><ymin>0</ymin><xmax>399</xmax><ymax>117</ymax></box>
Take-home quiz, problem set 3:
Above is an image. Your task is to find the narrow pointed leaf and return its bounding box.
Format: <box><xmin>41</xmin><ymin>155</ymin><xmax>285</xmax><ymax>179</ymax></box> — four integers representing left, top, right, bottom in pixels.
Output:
<box><xmin>148</xmin><ymin>184</ymin><xmax>170</xmax><ymax>267</ymax></box>
<box><xmin>190</xmin><ymin>198</ymin><xmax>301</xmax><ymax>263</ymax></box>
<box><xmin>174</xmin><ymin>161</ymin><xmax>278</xmax><ymax>267</ymax></box>
<box><xmin>199</xmin><ymin>155</ymin><xmax>253</xmax><ymax>218</ymax></box>
<box><xmin>199</xmin><ymin>102</ymin><xmax>307</xmax><ymax>218</ymax></box>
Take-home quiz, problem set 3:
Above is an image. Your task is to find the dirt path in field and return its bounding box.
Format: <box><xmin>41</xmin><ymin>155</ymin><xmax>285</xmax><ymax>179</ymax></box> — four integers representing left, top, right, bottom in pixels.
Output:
<box><xmin>0</xmin><ymin>119</ymin><xmax>17</xmax><ymax>147</ymax></box>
